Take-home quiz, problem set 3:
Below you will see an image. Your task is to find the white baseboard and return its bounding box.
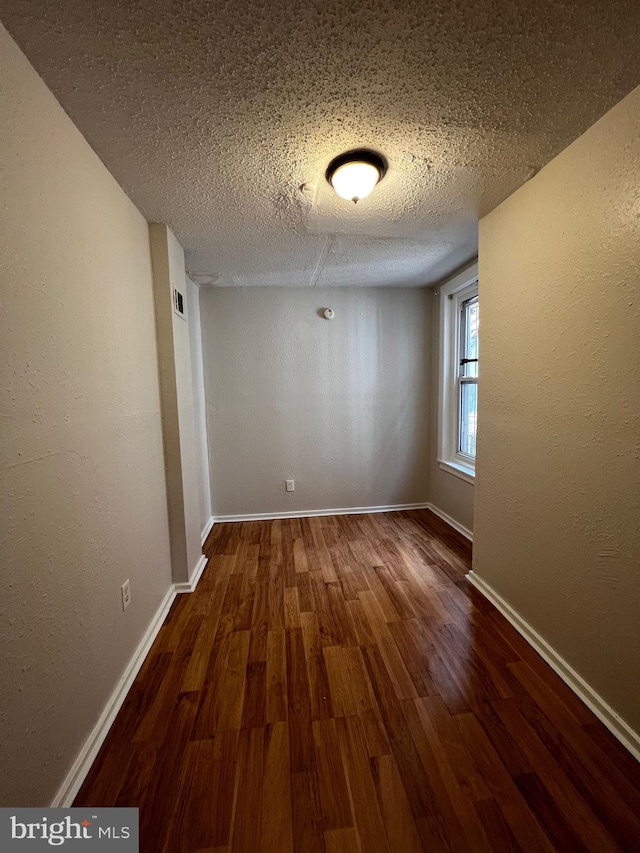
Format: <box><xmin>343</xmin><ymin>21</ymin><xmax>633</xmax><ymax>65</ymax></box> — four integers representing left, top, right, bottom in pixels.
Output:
<box><xmin>52</xmin><ymin>585</ymin><xmax>177</xmax><ymax>807</ymax></box>
<box><xmin>466</xmin><ymin>570</ymin><xmax>640</xmax><ymax>762</ymax></box>
<box><xmin>175</xmin><ymin>553</ymin><xmax>208</xmax><ymax>595</ymax></box>
<box><xmin>213</xmin><ymin>502</ymin><xmax>473</xmax><ymax>543</ymax></box>
<box><xmin>200</xmin><ymin>515</ymin><xmax>215</xmax><ymax>546</ymax></box>
<box><xmin>425</xmin><ymin>503</ymin><xmax>473</xmax><ymax>541</ymax></box>
<box><xmin>213</xmin><ymin>502</ymin><xmax>431</xmax><ymax>524</ymax></box>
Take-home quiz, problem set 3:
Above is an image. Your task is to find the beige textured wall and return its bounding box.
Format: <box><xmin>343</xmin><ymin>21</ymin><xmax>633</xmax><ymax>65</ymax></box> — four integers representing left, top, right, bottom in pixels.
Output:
<box><xmin>201</xmin><ymin>287</ymin><xmax>431</xmax><ymax>516</ymax></box>
<box><xmin>475</xmin><ymin>86</ymin><xmax>640</xmax><ymax>734</ymax></box>
<box><xmin>149</xmin><ymin>225</ymin><xmax>203</xmax><ymax>583</ymax></box>
<box><xmin>0</xmin><ymin>25</ymin><xmax>172</xmax><ymax>805</ymax></box>
<box><xmin>167</xmin><ymin>236</ymin><xmax>203</xmax><ymax>578</ymax></box>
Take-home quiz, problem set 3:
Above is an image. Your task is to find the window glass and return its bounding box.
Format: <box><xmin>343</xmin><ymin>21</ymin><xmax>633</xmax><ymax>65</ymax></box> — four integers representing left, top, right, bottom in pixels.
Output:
<box><xmin>463</xmin><ymin>299</ymin><xmax>479</xmax><ymax>378</ymax></box>
<box><xmin>459</xmin><ymin>295</ymin><xmax>478</xmax><ymax>458</ymax></box>
<box><xmin>459</xmin><ymin>382</ymin><xmax>477</xmax><ymax>457</ymax></box>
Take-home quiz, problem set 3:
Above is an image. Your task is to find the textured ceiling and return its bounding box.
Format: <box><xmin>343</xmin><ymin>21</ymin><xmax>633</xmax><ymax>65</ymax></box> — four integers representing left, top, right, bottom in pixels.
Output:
<box><xmin>1</xmin><ymin>1</ymin><xmax>639</xmax><ymax>287</ymax></box>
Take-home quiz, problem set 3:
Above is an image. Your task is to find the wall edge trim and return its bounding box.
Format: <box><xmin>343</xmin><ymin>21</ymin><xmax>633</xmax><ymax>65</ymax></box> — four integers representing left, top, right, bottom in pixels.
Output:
<box><xmin>466</xmin><ymin>570</ymin><xmax>640</xmax><ymax>762</ymax></box>
<box><xmin>425</xmin><ymin>502</ymin><xmax>473</xmax><ymax>541</ymax></box>
<box><xmin>200</xmin><ymin>515</ymin><xmax>215</xmax><ymax>546</ymax></box>
<box><xmin>51</xmin><ymin>584</ymin><xmax>177</xmax><ymax>807</ymax></box>
<box><xmin>212</xmin><ymin>502</ymin><xmax>432</xmax><ymax>523</ymax></box>
<box><xmin>175</xmin><ymin>554</ymin><xmax>209</xmax><ymax>595</ymax></box>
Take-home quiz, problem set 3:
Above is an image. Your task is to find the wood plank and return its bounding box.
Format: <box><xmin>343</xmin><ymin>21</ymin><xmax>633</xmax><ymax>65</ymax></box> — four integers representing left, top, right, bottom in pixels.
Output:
<box><xmin>215</xmin><ymin>574</ymin><xmax>244</xmax><ymax>639</ymax></box>
<box><xmin>193</xmin><ymin>630</ymin><xmax>250</xmax><ymax>738</ymax></box>
<box><xmin>310</xmin><ymin>572</ymin><xmax>343</xmax><ymax>646</ymax></box>
<box><xmin>266</xmin><ymin>630</ymin><xmax>287</xmax><ymax>723</ymax></box>
<box><xmin>511</xmin><ymin>659</ymin><xmax>640</xmax><ymax>799</ymax></box>
<box><xmin>287</xmin><ymin>628</ymin><xmax>315</xmax><ymax>773</ymax></box>
<box><xmin>312</xmin><ymin>718</ymin><xmax>353</xmax><ymax>831</ymax></box>
<box><xmin>404</xmin><ymin>697</ymin><xmax>493</xmax><ymax>852</ymax></box>
<box><xmin>493</xmin><ymin>697</ymin><xmax>620</xmax><ymax>852</ymax></box>
<box><xmin>295</xmin><ymin>571</ymin><xmax>315</xmax><ymax>612</ymax></box>
<box><xmin>340</xmin><ymin>646</ymin><xmax>379</xmax><ymax>714</ymax></box>
<box><xmin>324</xmin><ymin>827</ymin><xmax>360</xmax><ymax>853</ymax></box>
<box><xmin>359</xmin><ymin>590</ymin><xmax>418</xmax><ymax>700</ymax></box>
<box><xmin>374</xmin><ymin>567</ymin><xmax>419</xmax><ymax>619</ymax></box>
<box><xmin>370</xmin><ymin>753</ymin><xmax>423</xmax><ymax>852</ymax></box>
<box><xmin>230</xmin><ymin>726</ymin><xmax>264</xmax><ymax>852</ymax></box>
<box><xmin>136</xmin><ymin>690</ymin><xmax>200</xmax><ymax>853</ymax></box>
<box><xmin>327</xmin><ymin>581</ymin><xmax>359</xmax><ymax>646</ymax></box>
<box><xmin>323</xmin><ymin>646</ymin><xmax>358</xmax><ymax>718</ymax></box>
<box><xmin>182</xmin><ymin>587</ymin><xmax>228</xmax><ymax>692</ymax></box>
<box><xmin>291</xmin><ymin>770</ymin><xmax>325</xmax><ymax>853</ymax></box>
<box><xmin>114</xmin><ymin>743</ymin><xmax>158</xmax><ymax>808</ymax></box>
<box><xmin>362</xmin><ymin>566</ymin><xmax>401</xmax><ymax>622</ymax></box>
<box><xmin>514</xmin><ymin>772</ymin><xmax>590</xmax><ymax>853</ymax></box>
<box><xmin>293</xmin><ymin>537</ymin><xmax>309</xmax><ymax>573</ymax></box>
<box><xmin>455</xmin><ymin>712</ymin><xmax>556</xmax><ymax>853</ymax></box>
<box><xmin>134</xmin><ymin>615</ymin><xmax>202</xmax><ymax>742</ymax></box>
<box><xmin>362</xmin><ymin>645</ymin><xmax>439</xmax><ymax>821</ymax></box>
<box><xmin>73</xmin><ymin>746</ymin><xmax>133</xmax><ymax>807</ymax></box>
<box><xmin>412</xmin><ymin>694</ymin><xmax>492</xmax><ymax>803</ymax></box>
<box><xmin>248</xmin><ymin>570</ymin><xmax>269</xmax><ymax>664</ymax></box>
<box><xmin>242</xmin><ymin>660</ymin><xmax>266</xmax><ymax>729</ymax></box>
<box><xmin>284</xmin><ymin>585</ymin><xmax>301</xmax><ymax>631</ymax></box>
<box><xmin>345</xmin><ymin>599</ymin><xmax>376</xmax><ymax>647</ymax></box>
<box><xmin>511</xmin><ymin>690</ymin><xmax>640</xmax><ymax>849</ymax></box>
<box><xmin>387</xmin><ymin>619</ymin><xmax>437</xmax><ymax>698</ymax></box>
<box><xmin>268</xmin><ymin>559</ymin><xmax>285</xmax><ymax>631</ymax></box>
<box><xmin>474</xmin><ymin>798</ymin><xmax>522</xmax><ymax>853</ymax></box>
<box><xmin>163</xmin><ymin>731</ymin><xmax>239</xmax><ymax>851</ymax></box>
<box><xmin>308</xmin><ymin>516</ymin><xmax>337</xmax><ymax>582</ymax></box>
<box><xmin>355</xmin><ymin>706</ymin><xmax>391</xmax><ymax>759</ymax></box>
<box><xmin>261</xmin><ymin>721</ymin><xmax>294</xmax><ymax>853</ymax></box>
<box><xmin>336</xmin><ymin>715</ymin><xmax>391</xmax><ymax>852</ymax></box>
<box><xmin>300</xmin><ymin>611</ymin><xmax>334</xmax><ymax>721</ymax></box>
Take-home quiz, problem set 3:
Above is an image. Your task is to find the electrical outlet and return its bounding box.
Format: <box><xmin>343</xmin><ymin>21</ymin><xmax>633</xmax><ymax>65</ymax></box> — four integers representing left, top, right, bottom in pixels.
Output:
<box><xmin>121</xmin><ymin>579</ymin><xmax>131</xmax><ymax>611</ymax></box>
<box><xmin>286</xmin><ymin>479</ymin><xmax>295</xmax><ymax>492</ymax></box>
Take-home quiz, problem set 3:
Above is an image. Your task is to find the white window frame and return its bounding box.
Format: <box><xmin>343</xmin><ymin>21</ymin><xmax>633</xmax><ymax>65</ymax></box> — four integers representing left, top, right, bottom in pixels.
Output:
<box><xmin>437</xmin><ymin>263</ymin><xmax>479</xmax><ymax>484</ymax></box>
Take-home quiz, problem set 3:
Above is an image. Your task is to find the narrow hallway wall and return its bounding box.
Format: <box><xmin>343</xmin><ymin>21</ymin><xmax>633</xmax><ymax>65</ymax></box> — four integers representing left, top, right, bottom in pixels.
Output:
<box><xmin>0</xmin><ymin>24</ymin><xmax>173</xmax><ymax>805</ymax></box>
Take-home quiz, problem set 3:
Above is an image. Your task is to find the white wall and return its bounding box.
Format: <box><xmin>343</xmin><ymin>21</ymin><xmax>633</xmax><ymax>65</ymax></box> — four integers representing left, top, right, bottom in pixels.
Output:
<box><xmin>475</xmin><ymin>85</ymin><xmax>640</xmax><ymax>737</ymax></box>
<box><xmin>187</xmin><ymin>278</ymin><xmax>212</xmax><ymax>533</ymax></box>
<box><xmin>149</xmin><ymin>225</ymin><xmax>203</xmax><ymax>583</ymax></box>
<box><xmin>0</xmin><ymin>24</ymin><xmax>173</xmax><ymax>805</ymax></box>
<box><xmin>201</xmin><ymin>287</ymin><xmax>431</xmax><ymax>516</ymax></box>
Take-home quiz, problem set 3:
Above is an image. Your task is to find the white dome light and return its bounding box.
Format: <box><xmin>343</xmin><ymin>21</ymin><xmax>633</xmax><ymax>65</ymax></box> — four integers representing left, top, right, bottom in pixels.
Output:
<box><xmin>326</xmin><ymin>150</ymin><xmax>387</xmax><ymax>204</ymax></box>
<box><xmin>330</xmin><ymin>161</ymin><xmax>381</xmax><ymax>202</ymax></box>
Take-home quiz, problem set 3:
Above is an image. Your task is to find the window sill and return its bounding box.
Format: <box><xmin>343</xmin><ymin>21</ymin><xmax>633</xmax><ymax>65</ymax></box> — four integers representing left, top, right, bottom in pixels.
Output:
<box><xmin>438</xmin><ymin>459</ymin><xmax>475</xmax><ymax>485</ymax></box>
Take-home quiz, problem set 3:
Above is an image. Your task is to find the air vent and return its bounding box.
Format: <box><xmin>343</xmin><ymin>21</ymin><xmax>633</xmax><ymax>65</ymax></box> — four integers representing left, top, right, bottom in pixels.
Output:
<box><xmin>174</xmin><ymin>288</ymin><xmax>185</xmax><ymax>319</ymax></box>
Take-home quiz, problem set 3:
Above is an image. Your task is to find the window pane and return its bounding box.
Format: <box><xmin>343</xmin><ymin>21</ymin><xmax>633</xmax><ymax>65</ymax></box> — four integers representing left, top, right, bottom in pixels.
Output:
<box><xmin>460</xmin><ymin>382</ymin><xmax>477</xmax><ymax>457</ymax></box>
<box><xmin>463</xmin><ymin>299</ymin><xmax>479</xmax><ymax>377</ymax></box>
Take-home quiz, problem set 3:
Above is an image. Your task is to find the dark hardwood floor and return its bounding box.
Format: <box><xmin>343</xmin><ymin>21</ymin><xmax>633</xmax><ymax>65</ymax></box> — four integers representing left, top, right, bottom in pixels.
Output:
<box><xmin>75</xmin><ymin>510</ymin><xmax>640</xmax><ymax>851</ymax></box>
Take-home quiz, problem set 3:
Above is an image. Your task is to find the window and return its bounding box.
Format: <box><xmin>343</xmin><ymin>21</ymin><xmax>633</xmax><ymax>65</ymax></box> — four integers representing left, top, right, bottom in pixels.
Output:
<box><xmin>437</xmin><ymin>266</ymin><xmax>478</xmax><ymax>483</ymax></box>
<box><xmin>458</xmin><ymin>292</ymin><xmax>478</xmax><ymax>458</ymax></box>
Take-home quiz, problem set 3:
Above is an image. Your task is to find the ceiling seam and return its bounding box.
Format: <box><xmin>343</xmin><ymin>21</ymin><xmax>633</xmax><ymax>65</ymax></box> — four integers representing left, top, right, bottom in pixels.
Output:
<box><xmin>309</xmin><ymin>235</ymin><xmax>334</xmax><ymax>287</ymax></box>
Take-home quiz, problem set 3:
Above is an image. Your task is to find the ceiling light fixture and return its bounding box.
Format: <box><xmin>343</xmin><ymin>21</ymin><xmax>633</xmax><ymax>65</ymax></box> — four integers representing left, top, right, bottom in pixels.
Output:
<box><xmin>326</xmin><ymin>149</ymin><xmax>387</xmax><ymax>203</ymax></box>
